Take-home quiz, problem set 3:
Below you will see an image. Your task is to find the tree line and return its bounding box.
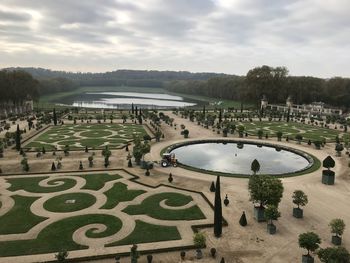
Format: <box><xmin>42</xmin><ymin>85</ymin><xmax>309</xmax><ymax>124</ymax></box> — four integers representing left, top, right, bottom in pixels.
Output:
<box><xmin>165</xmin><ymin>65</ymin><xmax>350</xmax><ymax>109</ymax></box>
<box><xmin>0</xmin><ymin>70</ymin><xmax>39</xmax><ymax>105</ymax></box>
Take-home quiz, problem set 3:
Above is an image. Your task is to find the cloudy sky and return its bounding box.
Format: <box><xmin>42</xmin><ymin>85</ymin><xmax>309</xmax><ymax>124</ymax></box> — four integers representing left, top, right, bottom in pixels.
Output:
<box><xmin>0</xmin><ymin>0</ymin><xmax>349</xmax><ymax>77</ymax></box>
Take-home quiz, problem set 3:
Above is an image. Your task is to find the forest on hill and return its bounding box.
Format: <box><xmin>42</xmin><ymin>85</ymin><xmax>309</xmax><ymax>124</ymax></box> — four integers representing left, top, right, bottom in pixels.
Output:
<box><xmin>1</xmin><ymin>66</ymin><xmax>350</xmax><ymax>109</ymax></box>
<box><xmin>165</xmin><ymin>66</ymin><xmax>350</xmax><ymax>108</ymax></box>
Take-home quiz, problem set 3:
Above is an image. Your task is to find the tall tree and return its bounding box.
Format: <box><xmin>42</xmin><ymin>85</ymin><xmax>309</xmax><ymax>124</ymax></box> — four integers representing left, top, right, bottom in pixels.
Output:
<box><xmin>53</xmin><ymin>108</ymin><xmax>57</xmax><ymax>126</ymax></box>
<box><xmin>15</xmin><ymin>124</ymin><xmax>21</xmax><ymax>151</ymax></box>
<box><xmin>214</xmin><ymin>175</ymin><xmax>223</xmax><ymax>237</ymax></box>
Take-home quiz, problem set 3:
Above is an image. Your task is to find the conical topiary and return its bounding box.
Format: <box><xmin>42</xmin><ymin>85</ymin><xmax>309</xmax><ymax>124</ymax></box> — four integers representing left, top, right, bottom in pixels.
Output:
<box><xmin>51</xmin><ymin>162</ymin><xmax>56</xmax><ymax>171</ymax></box>
<box><xmin>145</xmin><ymin>168</ymin><xmax>150</xmax><ymax>176</ymax></box>
<box><xmin>128</xmin><ymin>159</ymin><xmax>132</xmax><ymax>167</ymax></box>
<box><xmin>220</xmin><ymin>257</ymin><xmax>225</xmax><ymax>263</ymax></box>
<box><xmin>214</xmin><ymin>176</ymin><xmax>222</xmax><ymax>237</ymax></box>
<box><xmin>79</xmin><ymin>161</ymin><xmax>83</xmax><ymax>170</ymax></box>
<box><xmin>239</xmin><ymin>211</ymin><xmax>247</xmax><ymax>226</ymax></box>
<box><xmin>210</xmin><ymin>181</ymin><xmax>216</xmax><ymax>192</ymax></box>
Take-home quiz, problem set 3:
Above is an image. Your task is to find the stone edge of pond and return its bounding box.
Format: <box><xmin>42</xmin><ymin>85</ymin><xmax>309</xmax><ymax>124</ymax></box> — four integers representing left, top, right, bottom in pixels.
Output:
<box><xmin>161</xmin><ymin>139</ymin><xmax>321</xmax><ymax>178</ymax></box>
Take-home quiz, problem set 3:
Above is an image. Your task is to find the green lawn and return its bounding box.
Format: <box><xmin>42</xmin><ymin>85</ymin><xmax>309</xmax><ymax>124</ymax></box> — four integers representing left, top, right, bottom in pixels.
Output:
<box><xmin>0</xmin><ymin>173</ymin><xmax>207</xmax><ymax>258</ymax></box>
<box><xmin>239</xmin><ymin>121</ymin><xmax>343</xmax><ymax>142</ymax></box>
<box><xmin>123</xmin><ymin>192</ymin><xmax>206</xmax><ymax>220</ymax></box>
<box><xmin>24</xmin><ymin>123</ymin><xmax>147</xmax><ymax>150</ymax></box>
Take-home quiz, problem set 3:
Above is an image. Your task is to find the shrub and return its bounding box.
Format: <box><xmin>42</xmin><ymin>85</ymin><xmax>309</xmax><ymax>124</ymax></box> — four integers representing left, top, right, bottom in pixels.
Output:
<box><xmin>193</xmin><ymin>232</ymin><xmax>206</xmax><ymax>248</ymax></box>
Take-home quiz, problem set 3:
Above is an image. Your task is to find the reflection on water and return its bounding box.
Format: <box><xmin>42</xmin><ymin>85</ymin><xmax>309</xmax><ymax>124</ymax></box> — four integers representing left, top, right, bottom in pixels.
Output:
<box><xmin>69</xmin><ymin>92</ymin><xmax>196</xmax><ymax>109</ymax></box>
<box><xmin>171</xmin><ymin>142</ymin><xmax>310</xmax><ymax>175</ymax></box>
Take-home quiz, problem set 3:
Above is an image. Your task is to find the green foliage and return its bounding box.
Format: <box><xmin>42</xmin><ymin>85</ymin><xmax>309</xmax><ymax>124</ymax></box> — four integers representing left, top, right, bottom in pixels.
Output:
<box><xmin>292</xmin><ymin>190</ymin><xmax>308</xmax><ymax>209</ymax></box>
<box><xmin>55</xmin><ymin>250</ymin><xmax>68</xmax><ymax>262</ymax></box>
<box><xmin>193</xmin><ymin>232</ymin><xmax>206</xmax><ymax>248</ymax></box>
<box><xmin>248</xmin><ymin>174</ymin><xmax>284</xmax><ymax>207</ymax></box>
<box><xmin>264</xmin><ymin>205</ymin><xmax>281</xmax><ymax>225</ymax></box>
<box><xmin>214</xmin><ymin>176</ymin><xmax>222</xmax><ymax>237</ymax></box>
<box><xmin>239</xmin><ymin>212</ymin><xmax>247</xmax><ymax>226</ymax></box>
<box><xmin>323</xmin><ymin>156</ymin><xmax>335</xmax><ymax>169</ymax></box>
<box><xmin>318</xmin><ymin>246</ymin><xmax>350</xmax><ymax>263</ymax></box>
<box><xmin>298</xmin><ymin>232</ymin><xmax>321</xmax><ymax>256</ymax></box>
<box><xmin>130</xmin><ymin>244</ymin><xmax>139</xmax><ymax>263</ymax></box>
<box><xmin>251</xmin><ymin>159</ymin><xmax>260</xmax><ymax>174</ymax></box>
<box><xmin>329</xmin><ymin>218</ymin><xmax>346</xmax><ymax>237</ymax></box>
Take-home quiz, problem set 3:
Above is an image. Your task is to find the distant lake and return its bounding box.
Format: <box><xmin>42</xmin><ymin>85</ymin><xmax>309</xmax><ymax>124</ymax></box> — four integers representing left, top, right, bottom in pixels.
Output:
<box><xmin>57</xmin><ymin>91</ymin><xmax>198</xmax><ymax>109</ymax></box>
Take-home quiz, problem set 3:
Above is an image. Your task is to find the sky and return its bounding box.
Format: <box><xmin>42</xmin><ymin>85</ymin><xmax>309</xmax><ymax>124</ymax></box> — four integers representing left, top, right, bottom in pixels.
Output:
<box><xmin>0</xmin><ymin>0</ymin><xmax>349</xmax><ymax>77</ymax></box>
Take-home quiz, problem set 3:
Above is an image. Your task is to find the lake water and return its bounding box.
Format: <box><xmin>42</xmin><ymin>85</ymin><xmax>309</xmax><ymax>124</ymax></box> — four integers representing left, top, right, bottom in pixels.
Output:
<box><xmin>171</xmin><ymin>141</ymin><xmax>311</xmax><ymax>175</ymax></box>
<box><xmin>60</xmin><ymin>92</ymin><xmax>197</xmax><ymax>109</ymax></box>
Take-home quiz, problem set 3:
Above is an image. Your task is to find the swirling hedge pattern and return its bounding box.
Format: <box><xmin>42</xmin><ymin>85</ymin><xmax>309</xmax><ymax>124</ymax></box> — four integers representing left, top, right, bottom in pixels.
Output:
<box><xmin>0</xmin><ymin>172</ymin><xmax>208</xmax><ymax>258</ymax></box>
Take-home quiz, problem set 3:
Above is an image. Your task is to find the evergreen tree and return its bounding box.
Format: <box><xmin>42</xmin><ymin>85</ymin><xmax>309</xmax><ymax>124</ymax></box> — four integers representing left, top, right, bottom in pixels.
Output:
<box><xmin>51</xmin><ymin>162</ymin><xmax>56</xmax><ymax>171</ymax></box>
<box><xmin>210</xmin><ymin>181</ymin><xmax>216</xmax><ymax>192</ymax></box>
<box><xmin>214</xmin><ymin>176</ymin><xmax>223</xmax><ymax>237</ymax></box>
<box><xmin>220</xmin><ymin>257</ymin><xmax>225</xmax><ymax>263</ymax></box>
<box><xmin>131</xmin><ymin>103</ymin><xmax>134</xmax><ymax>114</ymax></box>
<box><xmin>239</xmin><ymin>211</ymin><xmax>247</xmax><ymax>226</ymax></box>
<box><xmin>219</xmin><ymin>109</ymin><xmax>222</xmax><ymax>123</ymax></box>
<box><xmin>130</xmin><ymin>244</ymin><xmax>139</xmax><ymax>263</ymax></box>
<box><xmin>53</xmin><ymin>108</ymin><xmax>57</xmax><ymax>125</ymax></box>
<box><xmin>85</xmin><ymin>146</ymin><xmax>88</xmax><ymax>153</ymax></box>
<box><xmin>15</xmin><ymin>124</ymin><xmax>21</xmax><ymax>151</ymax></box>
<box><xmin>128</xmin><ymin>159</ymin><xmax>132</xmax><ymax>167</ymax></box>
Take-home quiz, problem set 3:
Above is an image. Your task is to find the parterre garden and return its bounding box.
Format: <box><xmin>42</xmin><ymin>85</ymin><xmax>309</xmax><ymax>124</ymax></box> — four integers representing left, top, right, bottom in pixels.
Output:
<box><xmin>0</xmin><ymin>171</ymin><xmax>211</xmax><ymax>257</ymax></box>
<box><xmin>239</xmin><ymin>121</ymin><xmax>344</xmax><ymax>142</ymax></box>
<box><xmin>23</xmin><ymin>124</ymin><xmax>148</xmax><ymax>151</ymax></box>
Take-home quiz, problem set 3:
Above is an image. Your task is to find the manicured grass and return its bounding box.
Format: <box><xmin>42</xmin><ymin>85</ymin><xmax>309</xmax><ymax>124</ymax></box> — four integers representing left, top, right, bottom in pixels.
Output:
<box><xmin>101</xmin><ymin>182</ymin><xmax>145</xmax><ymax>209</ymax></box>
<box><xmin>0</xmin><ymin>214</ymin><xmax>122</xmax><ymax>257</ymax></box>
<box><xmin>0</xmin><ymin>195</ymin><xmax>47</xmax><ymax>234</ymax></box>
<box><xmin>7</xmin><ymin>176</ymin><xmax>77</xmax><ymax>193</ymax></box>
<box><xmin>240</xmin><ymin>121</ymin><xmax>342</xmax><ymax>142</ymax></box>
<box><xmin>0</xmin><ymin>173</ymin><xmax>207</xmax><ymax>257</ymax></box>
<box><xmin>123</xmin><ymin>192</ymin><xmax>205</xmax><ymax>220</ymax></box>
<box><xmin>78</xmin><ymin>173</ymin><xmax>122</xmax><ymax>191</ymax></box>
<box><xmin>108</xmin><ymin>220</ymin><xmax>181</xmax><ymax>246</ymax></box>
<box><xmin>24</xmin><ymin>123</ymin><xmax>147</xmax><ymax>150</ymax></box>
<box><xmin>44</xmin><ymin>193</ymin><xmax>96</xmax><ymax>213</ymax></box>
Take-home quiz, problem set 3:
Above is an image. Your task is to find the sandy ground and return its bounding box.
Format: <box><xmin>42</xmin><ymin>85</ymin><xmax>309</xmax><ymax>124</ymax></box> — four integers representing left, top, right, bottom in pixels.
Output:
<box><xmin>0</xmin><ymin>112</ymin><xmax>349</xmax><ymax>263</ymax></box>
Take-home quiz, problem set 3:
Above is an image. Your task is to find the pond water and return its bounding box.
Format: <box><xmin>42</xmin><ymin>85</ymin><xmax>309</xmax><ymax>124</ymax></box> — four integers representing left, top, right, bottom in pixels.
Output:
<box><xmin>170</xmin><ymin>141</ymin><xmax>312</xmax><ymax>175</ymax></box>
<box><xmin>59</xmin><ymin>92</ymin><xmax>197</xmax><ymax>109</ymax></box>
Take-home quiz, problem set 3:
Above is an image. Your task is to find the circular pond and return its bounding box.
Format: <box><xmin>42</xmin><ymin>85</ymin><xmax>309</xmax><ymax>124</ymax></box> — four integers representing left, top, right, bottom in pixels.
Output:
<box><xmin>170</xmin><ymin>141</ymin><xmax>314</xmax><ymax>176</ymax></box>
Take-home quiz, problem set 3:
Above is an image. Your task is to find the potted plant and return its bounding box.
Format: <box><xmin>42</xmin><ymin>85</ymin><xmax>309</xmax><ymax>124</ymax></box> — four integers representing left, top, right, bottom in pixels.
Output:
<box><xmin>248</xmin><ymin>174</ymin><xmax>283</xmax><ymax>222</ymax></box>
<box><xmin>329</xmin><ymin>218</ymin><xmax>345</xmax><ymax>245</ymax></box>
<box><xmin>292</xmin><ymin>190</ymin><xmax>308</xmax><ymax>218</ymax></box>
<box><xmin>322</xmin><ymin>156</ymin><xmax>335</xmax><ymax>185</ymax></box>
<box><xmin>295</xmin><ymin>134</ymin><xmax>303</xmax><ymax>144</ymax></box>
<box><xmin>276</xmin><ymin>131</ymin><xmax>283</xmax><ymax>141</ymax></box>
<box><xmin>298</xmin><ymin>232</ymin><xmax>321</xmax><ymax>263</ymax></box>
<box><xmin>193</xmin><ymin>232</ymin><xmax>206</xmax><ymax>259</ymax></box>
<box><xmin>318</xmin><ymin>246</ymin><xmax>350</xmax><ymax>262</ymax></box>
<box><xmin>264</xmin><ymin>205</ymin><xmax>280</xmax><ymax>234</ymax></box>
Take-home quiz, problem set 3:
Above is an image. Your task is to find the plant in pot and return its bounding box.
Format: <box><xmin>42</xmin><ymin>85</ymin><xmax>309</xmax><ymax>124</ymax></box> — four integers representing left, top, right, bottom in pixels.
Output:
<box><xmin>193</xmin><ymin>232</ymin><xmax>206</xmax><ymax>259</ymax></box>
<box><xmin>292</xmin><ymin>190</ymin><xmax>308</xmax><ymax>218</ymax></box>
<box><xmin>295</xmin><ymin>134</ymin><xmax>303</xmax><ymax>144</ymax></box>
<box><xmin>318</xmin><ymin>246</ymin><xmax>350</xmax><ymax>263</ymax></box>
<box><xmin>248</xmin><ymin>174</ymin><xmax>283</xmax><ymax>222</ymax></box>
<box><xmin>298</xmin><ymin>232</ymin><xmax>321</xmax><ymax>263</ymax></box>
<box><xmin>329</xmin><ymin>218</ymin><xmax>345</xmax><ymax>246</ymax></box>
<box><xmin>237</xmin><ymin>125</ymin><xmax>245</xmax><ymax>138</ymax></box>
<box><xmin>257</xmin><ymin>129</ymin><xmax>263</xmax><ymax>139</ymax></box>
<box><xmin>322</xmin><ymin>156</ymin><xmax>335</xmax><ymax>185</ymax></box>
<box><xmin>264</xmin><ymin>205</ymin><xmax>280</xmax><ymax>235</ymax></box>
<box><xmin>335</xmin><ymin>143</ymin><xmax>344</xmax><ymax>157</ymax></box>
